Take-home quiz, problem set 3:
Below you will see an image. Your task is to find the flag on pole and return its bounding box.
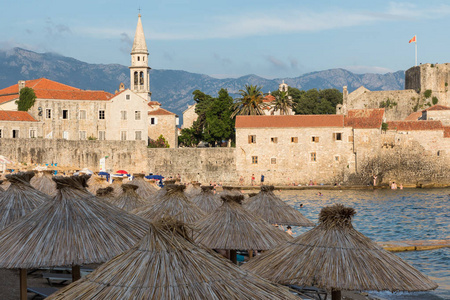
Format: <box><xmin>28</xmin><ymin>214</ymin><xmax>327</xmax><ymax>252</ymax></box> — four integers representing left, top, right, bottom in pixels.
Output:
<box><xmin>409</xmin><ymin>35</ymin><xmax>416</xmax><ymax>43</ymax></box>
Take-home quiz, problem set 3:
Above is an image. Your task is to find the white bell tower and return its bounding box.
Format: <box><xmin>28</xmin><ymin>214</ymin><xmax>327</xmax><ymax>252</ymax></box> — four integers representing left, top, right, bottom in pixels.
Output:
<box><xmin>130</xmin><ymin>14</ymin><xmax>151</xmax><ymax>101</ymax></box>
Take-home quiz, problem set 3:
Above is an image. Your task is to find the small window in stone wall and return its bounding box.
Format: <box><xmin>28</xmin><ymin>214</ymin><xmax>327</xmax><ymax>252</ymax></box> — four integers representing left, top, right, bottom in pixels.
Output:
<box><xmin>121</xmin><ymin>111</ymin><xmax>127</xmax><ymax>120</ymax></box>
<box><xmin>252</xmin><ymin>156</ymin><xmax>258</xmax><ymax>164</ymax></box>
<box><xmin>62</xmin><ymin>110</ymin><xmax>69</xmax><ymax>119</ymax></box>
<box><xmin>271</xmin><ymin>157</ymin><xmax>277</xmax><ymax>164</ymax></box>
<box><xmin>46</xmin><ymin>109</ymin><xmax>52</xmax><ymax>119</ymax></box>
<box><xmin>135</xmin><ymin>131</ymin><xmax>142</xmax><ymax>140</ymax></box>
<box><xmin>121</xmin><ymin>131</ymin><xmax>127</xmax><ymax>141</ymax></box>
<box><xmin>126</xmin><ymin>94</ymin><xmax>130</xmax><ymax>100</ymax></box>
<box><xmin>271</xmin><ymin>137</ymin><xmax>278</xmax><ymax>143</ymax></box>
<box><xmin>291</xmin><ymin>137</ymin><xmax>298</xmax><ymax>143</ymax></box>
<box><xmin>310</xmin><ymin>152</ymin><xmax>317</xmax><ymax>162</ymax></box>
<box><xmin>135</xmin><ymin>111</ymin><xmax>141</xmax><ymax>120</ymax></box>
<box><xmin>29</xmin><ymin>129</ymin><xmax>37</xmax><ymax>138</ymax></box>
<box><xmin>311</xmin><ymin>136</ymin><xmax>319</xmax><ymax>143</ymax></box>
<box><xmin>98</xmin><ymin>110</ymin><xmax>105</xmax><ymax>120</ymax></box>
<box><xmin>333</xmin><ymin>132</ymin><xmax>342</xmax><ymax>141</ymax></box>
<box><xmin>334</xmin><ymin>155</ymin><xmax>340</xmax><ymax>162</ymax></box>
<box><xmin>248</xmin><ymin>135</ymin><xmax>256</xmax><ymax>144</ymax></box>
<box><xmin>437</xmin><ymin>150</ymin><xmax>444</xmax><ymax>157</ymax></box>
<box><xmin>98</xmin><ymin>131</ymin><xmax>105</xmax><ymax>140</ymax></box>
<box><xmin>79</xmin><ymin>110</ymin><xmax>87</xmax><ymax>120</ymax></box>
<box><xmin>12</xmin><ymin>129</ymin><xmax>19</xmax><ymax>138</ymax></box>
<box><xmin>348</xmin><ymin>135</ymin><xmax>354</xmax><ymax>142</ymax></box>
<box><xmin>0</xmin><ymin>129</ymin><xmax>2</xmax><ymax>138</ymax></box>
<box><xmin>79</xmin><ymin>131</ymin><xmax>86</xmax><ymax>140</ymax></box>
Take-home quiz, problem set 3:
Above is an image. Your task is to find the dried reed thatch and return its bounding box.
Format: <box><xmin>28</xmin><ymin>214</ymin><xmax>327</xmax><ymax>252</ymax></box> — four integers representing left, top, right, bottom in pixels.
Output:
<box><xmin>108</xmin><ymin>184</ymin><xmax>148</xmax><ymax>212</ymax></box>
<box><xmin>0</xmin><ymin>176</ymin><xmax>149</xmax><ymax>269</ymax></box>
<box><xmin>110</xmin><ymin>176</ymin><xmax>125</xmax><ymax>197</ymax></box>
<box><xmin>243</xmin><ymin>204</ymin><xmax>438</xmax><ymax>296</ymax></box>
<box><xmin>96</xmin><ymin>187</ymin><xmax>115</xmax><ymax>203</ymax></box>
<box><xmin>0</xmin><ymin>180</ymin><xmax>4</xmax><ymax>192</ymax></box>
<box><xmin>220</xmin><ymin>186</ymin><xmax>243</xmax><ymax>197</ymax></box>
<box><xmin>133</xmin><ymin>184</ymin><xmax>205</xmax><ymax>224</ymax></box>
<box><xmin>0</xmin><ymin>172</ymin><xmax>51</xmax><ymax>230</ymax></box>
<box><xmin>185</xmin><ymin>181</ymin><xmax>202</xmax><ymax>197</ymax></box>
<box><xmin>244</xmin><ymin>185</ymin><xmax>314</xmax><ymax>227</ymax></box>
<box><xmin>46</xmin><ymin>218</ymin><xmax>297</xmax><ymax>300</ymax></box>
<box><xmin>190</xmin><ymin>185</ymin><xmax>221</xmax><ymax>214</ymax></box>
<box><xmin>194</xmin><ymin>194</ymin><xmax>292</xmax><ymax>251</ymax></box>
<box><xmin>130</xmin><ymin>173</ymin><xmax>159</xmax><ymax>200</ymax></box>
<box><xmin>30</xmin><ymin>170</ymin><xmax>57</xmax><ymax>197</ymax></box>
<box><xmin>87</xmin><ymin>175</ymin><xmax>110</xmax><ymax>195</ymax></box>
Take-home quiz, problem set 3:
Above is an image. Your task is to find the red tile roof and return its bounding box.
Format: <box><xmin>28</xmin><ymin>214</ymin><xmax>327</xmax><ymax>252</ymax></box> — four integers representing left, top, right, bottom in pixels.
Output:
<box><xmin>0</xmin><ymin>78</ymin><xmax>113</xmax><ymax>104</ymax></box>
<box><xmin>148</xmin><ymin>101</ymin><xmax>161</xmax><ymax>106</ymax></box>
<box><xmin>235</xmin><ymin>115</ymin><xmax>344</xmax><ymax>128</ymax></box>
<box><xmin>344</xmin><ymin>108</ymin><xmax>385</xmax><ymax>129</ymax></box>
<box><xmin>0</xmin><ymin>111</ymin><xmax>38</xmax><ymax>122</ymax></box>
<box><xmin>404</xmin><ymin>111</ymin><xmax>423</xmax><ymax>121</ymax></box>
<box><xmin>444</xmin><ymin>127</ymin><xmax>450</xmax><ymax>138</ymax></box>
<box><xmin>148</xmin><ymin>108</ymin><xmax>177</xmax><ymax>116</ymax></box>
<box><xmin>422</xmin><ymin>105</ymin><xmax>450</xmax><ymax>111</ymax></box>
<box><xmin>263</xmin><ymin>94</ymin><xmax>275</xmax><ymax>103</ymax></box>
<box><xmin>387</xmin><ymin>120</ymin><xmax>444</xmax><ymax>131</ymax></box>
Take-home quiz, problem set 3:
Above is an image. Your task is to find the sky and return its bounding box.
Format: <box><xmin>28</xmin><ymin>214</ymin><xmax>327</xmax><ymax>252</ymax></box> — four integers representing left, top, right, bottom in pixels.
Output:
<box><xmin>0</xmin><ymin>0</ymin><xmax>449</xmax><ymax>79</ymax></box>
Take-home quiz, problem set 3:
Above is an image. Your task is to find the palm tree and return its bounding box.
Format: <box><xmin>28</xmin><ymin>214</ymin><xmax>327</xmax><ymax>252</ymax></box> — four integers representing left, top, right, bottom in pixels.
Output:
<box><xmin>230</xmin><ymin>84</ymin><xmax>267</xmax><ymax>118</ymax></box>
<box><xmin>271</xmin><ymin>90</ymin><xmax>293</xmax><ymax>115</ymax></box>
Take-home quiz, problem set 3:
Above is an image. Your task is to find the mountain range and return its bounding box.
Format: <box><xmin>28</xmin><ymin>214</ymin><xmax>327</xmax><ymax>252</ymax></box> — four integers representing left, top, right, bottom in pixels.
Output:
<box><xmin>0</xmin><ymin>48</ymin><xmax>405</xmax><ymax>118</ymax></box>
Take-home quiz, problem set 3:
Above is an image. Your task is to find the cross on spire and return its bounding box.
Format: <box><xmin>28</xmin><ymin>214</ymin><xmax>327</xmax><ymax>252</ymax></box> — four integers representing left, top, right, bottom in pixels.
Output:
<box><xmin>138</xmin><ymin>7</ymin><xmax>141</xmax><ymax>16</ymax></box>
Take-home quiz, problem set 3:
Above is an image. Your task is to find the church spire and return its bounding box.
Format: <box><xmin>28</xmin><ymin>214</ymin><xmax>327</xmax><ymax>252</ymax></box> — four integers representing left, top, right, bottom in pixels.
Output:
<box><xmin>131</xmin><ymin>14</ymin><xmax>148</xmax><ymax>55</ymax></box>
<box><xmin>130</xmin><ymin>14</ymin><xmax>151</xmax><ymax>101</ymax></box>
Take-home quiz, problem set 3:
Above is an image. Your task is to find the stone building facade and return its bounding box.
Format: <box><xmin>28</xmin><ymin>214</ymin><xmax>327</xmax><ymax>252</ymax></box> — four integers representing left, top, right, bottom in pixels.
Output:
<box><xmin>148</xmin><ymin>106</ymin><xmax>178</xmax><ymax>148</ymax></box>
<box><xmin>0</xmin><ymin>111</ymin><xmax>41</xmax><ymax>139</ymax></box>
<box><xmin>182</xmin><ymin>104</ymin><xmax>197</xmax><ymax>129</ymax></box>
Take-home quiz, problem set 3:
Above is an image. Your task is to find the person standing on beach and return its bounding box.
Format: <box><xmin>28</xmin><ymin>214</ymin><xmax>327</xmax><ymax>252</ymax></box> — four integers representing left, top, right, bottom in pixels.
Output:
<box><xmin>260</xmin><ymin>174</ymin><xmax>265</xmax><ymax>185</ymax></box>
<box><xmin>251</xmin><ymin>174</ymin><xmax>255</xmax><ymax>186</ymax></box>
<box><xmin>373</xmin><ymin>175</ymin><xmax>377</xmax><ymax>186</ymax></box>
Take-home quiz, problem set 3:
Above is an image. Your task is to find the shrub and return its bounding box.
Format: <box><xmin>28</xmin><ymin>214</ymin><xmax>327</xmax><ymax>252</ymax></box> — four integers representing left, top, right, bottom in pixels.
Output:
<box><xmin>424</xmin><ymin>89</ymin><xmax>432</xmax><ymax>98</ymax></box>
<box><xmin>148</xmin><ymin>135</ymin><xmax>170</xmax><ymax>148</ymax></box>
<box><xmin>432</xmin><ymin>97</ymin><xmax>438</xmax><ymax>105</ymax></box>
<box><xmin>87</xmin><ymin>136</ymin><xmax>97</xmax><ymax>140</ymax></box>
<box><xmin>381</xmin><ymin>122</ymin><xmax>388</xmax><ymax>132</ymax></box>
<box><xmin>16</xmin><ymin>87</ymin><xmax>36</xmax><ymax>111</ymax></box>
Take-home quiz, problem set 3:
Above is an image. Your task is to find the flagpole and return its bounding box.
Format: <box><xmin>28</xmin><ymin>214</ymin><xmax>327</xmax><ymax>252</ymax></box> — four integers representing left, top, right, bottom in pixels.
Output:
<box><xmin>415</xmin><ymin>35</ymin><xmax>417</xmax><ymax>66</ymax></box>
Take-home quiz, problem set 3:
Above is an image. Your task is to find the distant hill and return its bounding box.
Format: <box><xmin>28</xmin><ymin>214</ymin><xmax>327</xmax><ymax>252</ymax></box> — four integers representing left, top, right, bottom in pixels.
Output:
<box><xmin>0</xmin><ymin>48</ymin><xmax>405</xmax><ymax>118</ymax></box>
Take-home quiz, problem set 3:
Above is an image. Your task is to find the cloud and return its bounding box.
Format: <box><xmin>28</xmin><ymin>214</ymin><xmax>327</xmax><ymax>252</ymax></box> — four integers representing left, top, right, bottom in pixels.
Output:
<box><xmin>266</xmin><ymin>56</ymin><xmax>287</xmax><ymax>69</ymax></box>
<box><xmin>344</xmin><ymin>65</ymin><xmax>393</xmax><ymax>74</ymax></box>
<box><xmin>120</xmin><ymin>32</ymin><xmax>133</xmax><ymax>54</ymax></box>
<box><xmin>45</xmin><ymin>18</ymin><xmax>71</xmax><ymax>37</ymax></box>
<box><xmin>289</xmin><ymin>57</ymin><xmax>299</xmax><ymax>69</ymax></box>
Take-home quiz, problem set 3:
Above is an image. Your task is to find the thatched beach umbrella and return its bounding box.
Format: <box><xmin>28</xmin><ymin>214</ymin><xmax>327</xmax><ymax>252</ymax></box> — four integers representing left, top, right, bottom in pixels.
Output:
<box><xmin>133</xmin><ymin>184</ymin><xmax>206</xmax><ymax>224</ymax></box>
<box><xmin>191</xmin><ymin>185</ymin><xmax>221</xmax><ymax>214</ymax></box>
<box><xmin>0</xmin><ymin>172</ymin><xmax>51</xmax><ymax>231</ymax></box>
<box><xmin>0</xmin><ymin>176</ymin><xmax>149</xmax><ymax>300</ymax></box>
<box><xmin>220</xmin><ymin>185</ymin><xmax>243</xmax><ymax>197</ymax></box>
<box><xmin>96</xmin><ymin>187</ymin><xmax>115</xmax><ymax>203</ymax></box>
<box><xmin>244</xmin><ymin>185</ymin><xmax>314</xmax><ymax>227</ymax></box>
<box><xmin>0</xmin><ymin>180</ymin><xmax>4</xmax><ymax>192</ymax></box>
<box><xmin>30</xmin><ymin>170</ymin><xmax>57</xmax><ymax>197</ymax></box>
<box><xmin>242</xmin><ymin>204</ymin><xmax>438</xmax><ymax>300</ymax></box>
<box><xmin>110</xmin><ymin>176</ymin><xmax>125</xmax><ymax>197</ymax></box>
<box><xmin>185</xmin><ymin>181</ymin><xmax>202</xmax><ymax>197</ymax></box>
<box><xmin>109</xmin><ymin>184</ymin><xmax>148</xmax><ymax>212</ymax></box>
<box><xmin>131</xmin><ymin>173</ymin><xmax>159</xmax><ymax>199</ymax></box>
<box><xmin>194</xmin><ymin>194</ymin><xmax>292</xmax><ymax>263</ymax></box>
<box><xmin>45</xmin><ymin>218</ymin><xmax>297</xmax><ymax>300</ymax></box>
<box><xmin>87</xmin><ymin>175</ymin><xmax>110</xmax><ymax>195</ymax></box>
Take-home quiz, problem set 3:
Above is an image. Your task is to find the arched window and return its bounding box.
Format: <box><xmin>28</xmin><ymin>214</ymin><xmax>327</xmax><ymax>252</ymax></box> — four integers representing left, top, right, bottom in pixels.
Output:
<box><xmin>137</xmin><ymin>56</ymin><xmax>140</xmax><ymax>61</ymax></box>
<box><xmin>143</xmin><ymin>56</ymin><xmax>145</xmax><ymax>61</ymax></box>
<box><xmin>140</xmin><ymin>71</ymin><xmax>144</xmax><ymax>86</ymax></box>
<box><xmin>134</xmin><ymin>72</ymin><xmax>138</xmax><ymax>86</ymax></box>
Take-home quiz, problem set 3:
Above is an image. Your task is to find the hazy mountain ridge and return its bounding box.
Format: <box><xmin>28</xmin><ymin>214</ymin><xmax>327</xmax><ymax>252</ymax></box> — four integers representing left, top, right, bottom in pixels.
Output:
<box><xmin>0</xmin><ymin>48</ymin><xmax>405</xmax><ymax>117</ymax></box>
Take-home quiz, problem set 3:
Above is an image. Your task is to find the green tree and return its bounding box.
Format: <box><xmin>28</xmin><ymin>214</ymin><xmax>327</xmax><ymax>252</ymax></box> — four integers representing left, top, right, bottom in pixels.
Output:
<box><xmin>16</xmin><ymin>87</ymin><xmax>36</xmax><ymax>111</ymax></box>
<box><xmin>178</xmin><ymin>127</ymin><xmax>200</xmax><ymax>147</ymax></box>
<box><xmin>271</xmin><ymin>90</ymin><xmax>293</xmax><ymax>115</ymax></box>
<box><xmin>231</xmin><ymin>84</ymin><xmax>267</xmax><ymax>118</ymax></box>
<box><xmin>148</xmin><ymin>135</ymin><xmax>170</xmax><ymax>148</ymax></box>
<box><xmin>293</xmin><ymin>88</ymin><xmax>342</xmax><ymax>115</ymax></box>
<box><xmin>203</xmin><ymin>89</ymin><xmax>235</xmax><ymax>146</ymax></box>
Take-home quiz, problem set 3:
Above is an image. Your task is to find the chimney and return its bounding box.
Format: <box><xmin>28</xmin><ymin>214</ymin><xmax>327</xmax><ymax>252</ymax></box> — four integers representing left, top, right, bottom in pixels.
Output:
<box><xmin>343</xmin><ymin>86</ymin><xmax>348</xmax><ymax>105</ymax></box>
<box><xmin>18</xmin><ymin>80</ymin><xmax>26</xmax><ymax>92</ymax></box>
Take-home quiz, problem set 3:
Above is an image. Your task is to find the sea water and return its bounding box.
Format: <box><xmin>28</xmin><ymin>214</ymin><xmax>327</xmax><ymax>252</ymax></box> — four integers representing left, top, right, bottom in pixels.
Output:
<box><xmin>278</xmin><ymin>188</ymin><xmax>449</xmax><ymax>300</ymax></box>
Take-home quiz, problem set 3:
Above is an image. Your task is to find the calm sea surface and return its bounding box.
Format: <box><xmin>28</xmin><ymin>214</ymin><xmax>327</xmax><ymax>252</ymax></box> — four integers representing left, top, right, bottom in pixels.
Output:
<box><xmin>276</xmin><ymin>188</ymin><xmax>449</xmax><ymax>300</ymax></box>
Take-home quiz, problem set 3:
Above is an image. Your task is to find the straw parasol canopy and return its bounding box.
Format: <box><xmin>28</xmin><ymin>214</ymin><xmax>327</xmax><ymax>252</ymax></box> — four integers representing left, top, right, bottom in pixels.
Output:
<box><xmin>95</xmin><ymin>187</ymin><xmax>115</xmax><ymax>203</ymax></box>
<box><xmin>194</xmin><ymin>194</ymin><xmax>292</xmax><ymax>251</ymax></box>
<box><xmin>46</xmin><ymin>218</ymin><xmax>297</xmax><ymax>300</ymax></box>
<box><xmin>190</xmin><ymin>185</ymin><xmax>221</xmax><ymax>214</ymax></box>
<box><xmin>185</xmin><ymin>181</ymin><xmax>202</xmax><ymax>197</ymax></box>
<box><xmin>87</xmin><ymin>175</ymin><xmax>110</xmax><ymax>195</ymax></box>
<box><xmin>0</xmin><ymin>172</ymin><xmax>51</xmax><ymax>231</ymax></box>
<box><xmin>220</xmin><ymin>185</ymin><xmax>243</xmax><ymax>197</ymax></box>
<box><xmin>108</xmin><ymin>184</ymin><xmax>148</xmax><ymax>212</ymax></box>
<box><xmin>133</xmin><ymin>184</ymin><xmax>206</xmax><ymax>224</ymax></box>
<box><xmin>243</xmin><ymin>185</ymin><xmax>314</xmax><ymax>227</ymax></box>
<box><xmin>110</xmin><ymin>176</ymin><xmax>125</xmax><ymax>197</ymax></box>
<box><xmin>242</xmin><ymin>204</ymin><xmax>438</xmax><ymax>299</ymax></box>
<box><xmin>0</xmin><ymin>180</ymin><xmax>4</xmax><ymax>192</ymax></box>
<box><xmin>131</xmin><ymin>173</ymin><xmax>159</xmax><ymax>199</ymax></box>
<box><xmin>0</xmin><ymin>176</ymin><xmax>149</xmax><ymax>269</ymax></box>
<box><xmin>30</xmin><ymin>170</ymin><xmax>57</xmax><ymax>197</ymax></box>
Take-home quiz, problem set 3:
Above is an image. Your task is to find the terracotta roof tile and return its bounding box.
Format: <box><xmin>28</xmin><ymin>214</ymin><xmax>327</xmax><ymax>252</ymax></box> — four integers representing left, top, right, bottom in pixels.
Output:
<box><xmin>0</xmin><ymin>78</ymin><xmax>113</xmax><ymax>104</ymax></box>
<box><xmin>404</xmin><ymin>111</ymin><xmax>423</xmax><ymax>121</ymax></box>
<box><xmin>263</xmin><ymin>94</ymin><xmax>275</xmax><ymax>103</ymax></box>
<box><xmin>148</xmin><ymin>108</ymin><xmax>177</xmax><ymax>116</ymax></box>
<box><xmin>0</xmin><ymin>111</ymin><xmax>38</xmax><ymax>122</ymax></box>
<box><xmin>235</xmin><ymin>115</ymin><xmax>344</xmax><ymax>128</ymax></box>
<box><xmin>444</xmin><ymin>127</ymin><xmax>450</xmax><ymax>138</ymax></box>
<box><xmin>148</xmin><ymin>101</ymin><xmax>161</xmax><ymax>106</ymax></box>
<box><xmin>422</xmin><ymin>105</ymin><xmax>450</xmax><ymax>112</ymax></box>
<box><xmin>344</xmin><ymin>108</ymin><xmax>385</xmax><ymax>129</ymax></box>
<box><xmin>387</xmin><ymin>120</ymin><xmax>444</xmax><ymax>131</ymax></box>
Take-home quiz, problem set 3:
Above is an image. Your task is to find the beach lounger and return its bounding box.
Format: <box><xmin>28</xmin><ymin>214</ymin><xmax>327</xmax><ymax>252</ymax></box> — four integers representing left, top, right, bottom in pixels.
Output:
<box><xmin>27</xmin><ymin>287</ymin><xmax>58</xmax><ymax>299</ymax></box>
<box><xmin>287</xmin><ymin>285</ymin><xmax>327</xmax><ymax>300</ymax></box>
<box><xmin>42</xmin><ymin>273</ymin><xmax>72</xmax><ymax>286</ymax></box>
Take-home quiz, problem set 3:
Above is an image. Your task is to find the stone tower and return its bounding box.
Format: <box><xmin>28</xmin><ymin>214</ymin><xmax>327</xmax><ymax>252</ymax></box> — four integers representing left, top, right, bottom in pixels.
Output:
<box><xmin>279</xmin><ymin>80</ymin><xmax>288</xmax><ymax>93</ymax></box>
<box><xmin>130</xmin><ymin>14</ymin><xmax>151</xmax><ymax>101</ymax></box>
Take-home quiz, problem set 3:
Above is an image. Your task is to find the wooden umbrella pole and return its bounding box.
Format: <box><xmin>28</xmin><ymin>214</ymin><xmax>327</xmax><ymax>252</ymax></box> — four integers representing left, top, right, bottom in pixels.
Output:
<box><xmin>248</xmin><ymin>250</ymin><xmax>253</xmax><ymax>259</ymax></box>
<box><xmin>230</xmin><ymin>250</ymin><xmax>237</xmax><ymax>264</ymax></box>
<box><xmin>332</xmin><ymin>289</ymin><xmax>341</xmax><ymax>300</ymax></box>
<box><xmin>19</xmin><ymin>268</ymin><xmax>27</xmax><ymax>300</ymax></box>
<box><xmin>72</xmin><ymin>265</ymin><xmax>81</xmax><ymax>281</ymax></box>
